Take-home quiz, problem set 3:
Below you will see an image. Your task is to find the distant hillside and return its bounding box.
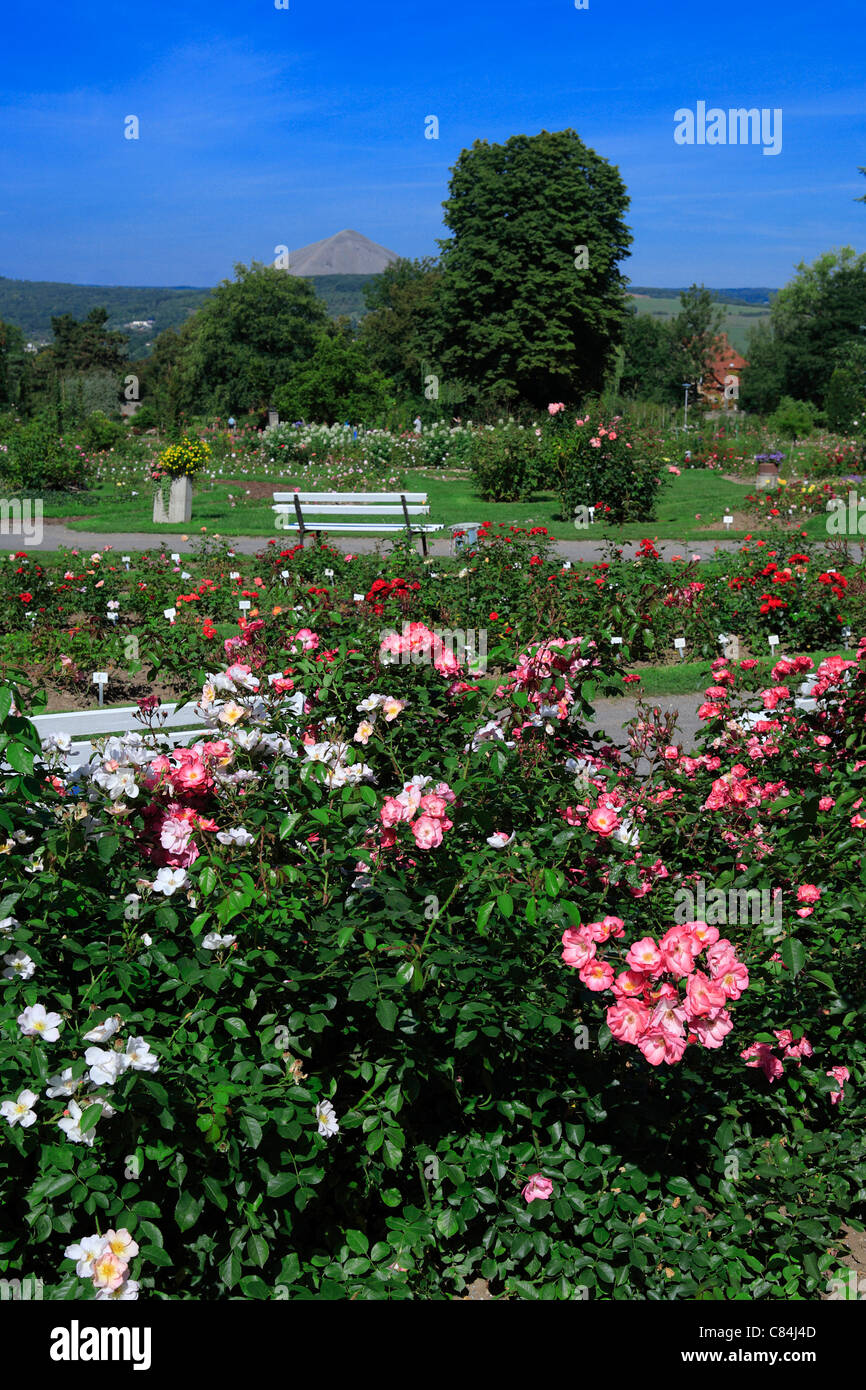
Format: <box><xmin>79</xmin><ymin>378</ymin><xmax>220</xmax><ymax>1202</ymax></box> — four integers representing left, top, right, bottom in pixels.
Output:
<box><xmin>308</xmin><ymin>274</ymin><xmax>379</xmax><ymax>322</ymax></box>
<box><xmin>629</xmin><ymin>286</ymin><xmax>777</xmax><ymax>307</ymax></box>
<box><xmin>0</xmin><ymin>268</ymin><xmax>777</xmax><ymax>362</ymax></box>
<box><xmin>0</xmin><ymin>278</ymin><xmax>212</xmax><ymax>361</ymax></box>
<box><xmin>628</xmin><ymin>292</ymin><xmax>772</xmax><ymax>354</ymax></box>
<box><xmin>0</xmin><ymin>272</ymin><xmax>377</xmax><ymax>358</ymax></box>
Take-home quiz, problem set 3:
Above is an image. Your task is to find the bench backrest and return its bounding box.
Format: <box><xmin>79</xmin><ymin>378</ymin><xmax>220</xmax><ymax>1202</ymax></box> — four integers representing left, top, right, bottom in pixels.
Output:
<box><xmin>273</xmin><ymin>492</ymin><xmax>428</xmax><ymax>504</ymax></box>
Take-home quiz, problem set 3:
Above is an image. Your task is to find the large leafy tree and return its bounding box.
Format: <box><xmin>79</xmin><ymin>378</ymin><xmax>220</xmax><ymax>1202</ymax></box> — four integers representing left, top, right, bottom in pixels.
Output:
<box><xmin>742</xmin><ymin>248</ymin><xmax>866</xmax><ymax>413</ymax></box>
<box><xmin>668</xmin><ymin>285</ymin><xmax>725</xmax><ymax>394</ymax></box>
<box><xmin>49</xmin><ymin>307</ymin><xmax>128</xmax><ymax>373</ymax></box>
<box><xmin>431</xmin><ymin>129</ymin><xmax>633</xmax><ymax>409</ymax></box>
<box><xmin>359</xmin><ymin>257</ymin><xmax>441</xmax><ymax>401</ymax></box>
<box><xmin>0</xmin><ymin>318</ymin><xmax>27</xmax><ymax>408</ymax></box>
<box><xmin>619</xmin><ymin>311</ymin><xmax>681</xmax><ymax>403</ymax></box>
<box><xmin>273</xmin><ymin>323</ymin><xmax>394</xmax><ymax>424</ymax></box>
<box><xmin>171</xmin><ymin>262</ymin><xmax>330</xmax><ymax>416</ymax></box>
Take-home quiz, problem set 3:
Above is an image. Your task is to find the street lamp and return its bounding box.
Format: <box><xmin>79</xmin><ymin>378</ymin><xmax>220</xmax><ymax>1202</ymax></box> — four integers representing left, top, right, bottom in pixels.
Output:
<box><xmin>683</xmin><ymin>382</ymin><xmax>691</xmax><ymax>432</ymax></box>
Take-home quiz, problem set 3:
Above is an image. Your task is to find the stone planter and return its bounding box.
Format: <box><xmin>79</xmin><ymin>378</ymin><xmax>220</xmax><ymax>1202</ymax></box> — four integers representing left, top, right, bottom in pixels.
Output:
<box><xmin>755</xmin><ymin>458</ymin><xmax>780</xmax><ymax>491</ymax></box>
<box><xmin>153</xmin><ymin>475</ymin><xmax>193</xmax><ymax>524</ymax></box>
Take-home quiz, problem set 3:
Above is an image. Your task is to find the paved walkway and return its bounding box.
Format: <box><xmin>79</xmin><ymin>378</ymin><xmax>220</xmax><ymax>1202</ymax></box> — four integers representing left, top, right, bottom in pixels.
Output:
<box><xmin>24</xmin><ymin>521</ymin><xmax>747</xmax><ymax>563</ymax></box>
<box><xmin>590</xmin><ymin>694</ymin><xmax>706</xmax><ymax>754</ymax></box>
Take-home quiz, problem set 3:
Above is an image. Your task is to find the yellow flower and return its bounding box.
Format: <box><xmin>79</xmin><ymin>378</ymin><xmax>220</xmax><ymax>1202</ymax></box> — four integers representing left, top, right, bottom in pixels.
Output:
<box><xmin>218</xmin><ymin>701</ymin><xmax>246</xmax><ymax>727</ymax></box>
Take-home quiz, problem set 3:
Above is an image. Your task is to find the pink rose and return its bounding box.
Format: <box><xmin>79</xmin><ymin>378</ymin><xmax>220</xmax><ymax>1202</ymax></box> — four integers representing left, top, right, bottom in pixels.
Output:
<box><xmin>411</xmin><ymin>815</ymin><xmax>444</xmax><ymax>850</ymax></box>
<box><xmin>607</xmin><ymin>1000</ymin><xmax>650</xmax><ymax>1044</ymax></box>
<box><xmin>796</xmin><ymin>884</ymin><xmax>821</xmax><ymax>903</ymax></box>
<box><xmin>522</xmin><ymin>1173</ymin><xmax>554</xmax><ymax>1203</ymax></box>
<box><xmin>380</xmin><ymin>797</ymin><xmax>410</xmax><ymax>828</ymax></box>
<box><xmin>587</xmin><ymin>807</ymin><xmax>621</xmax><ymax>836</ymax></box>
<box><xmin>626</xmin><ymin>937</ymin><xmax>664</xmax><ymax>975</ymax></box>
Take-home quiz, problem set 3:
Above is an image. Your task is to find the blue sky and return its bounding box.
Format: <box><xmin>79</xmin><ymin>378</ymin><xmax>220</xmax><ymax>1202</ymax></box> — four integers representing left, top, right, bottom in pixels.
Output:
<box><xmin>0</xmin><ymin>0</ymin><xmax>863</xmax><ymax>290</ymax></box>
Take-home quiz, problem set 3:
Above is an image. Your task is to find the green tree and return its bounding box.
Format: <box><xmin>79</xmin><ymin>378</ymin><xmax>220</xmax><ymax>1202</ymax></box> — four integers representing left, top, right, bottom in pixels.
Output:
<box><xmin>431</xmin><ymin>129</ymin><xmax>633</xmax><ymax>409</ymax></box>
<box><xmin>273</xmin><ymin>326</ymin><xmax>394</xmax><ymax>424</ymax></box>
<box><xmin>739</xmin><ymin>318</ymin><xmax>787</xmax><ymax>415</ymax></box>
<box><xmin>0</xmin><ymin>318</ymin><xmax>27</xmax><ymax>408</ymax></box>
<box><xmin>668</xmin><ymin>285</ymin><xmax>725</xmax><ymax>394</ymax></box>
<box><xmin>173</xmin><ymin>262</ymin><xmax>331</xmax><ymax>417</ymax></box>
<box><xmin>359</xmin><ymin>257</ymin><xmax>441</xmax><ymax>402</ymax></box>
<box><xmin>618</xmin><ymin>310</ymin><xmax>681</xmax><ymax>403</ymax></box>
<box><xmin>50</xmin><ymin>307</ymin><xmax>128</xmax><ymax>373</ymax></box>
<box><xmin>137</xmin><ymin>327</ymin><xmax>185</xmax><ymax>430</ymax></box>
<box><xmin>750</xmin><ymin>248</ymin><xmax>866</xmax><ymax>412</ymax></box>
<box><xmin>824</xmin><ymin>339</ymin><xmax>866</xmax><ymax>432</ymax></box>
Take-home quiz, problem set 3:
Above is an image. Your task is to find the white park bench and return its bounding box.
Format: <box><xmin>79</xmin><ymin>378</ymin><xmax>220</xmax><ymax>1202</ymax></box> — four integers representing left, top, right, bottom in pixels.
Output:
<box><xmin>273</xmin><ymin>491</ymin><xmax>444</xmax><ymax>556</ymax></box>
<box><xmin>31</xmin><ymin>702</ymin><xmax>208</xmax><ymax>773</ymax></box>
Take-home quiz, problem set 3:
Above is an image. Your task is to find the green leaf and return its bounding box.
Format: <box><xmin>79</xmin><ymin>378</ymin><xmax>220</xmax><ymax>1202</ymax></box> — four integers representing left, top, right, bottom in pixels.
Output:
<box><xmin>199</xmin><ymin>865</ymin><xmax>218</xmax><ymax>897</ymax></box>
<box><xmin>780</xmin><ymin>938</ymin><xmax>806</xmax><ymax>977</ymax></box>
<box><xmin>202</xmin><ymin>1177</ymin><xmax>227</xmax><ymax>1211</ymax></box>
<box><xmin>437</xmin><ymin>1210</ymin><xmax>459</xmax><ymax>1238</ymax></box>
<box><xmin>7</xmin><ymin>743</ymin><xmax>34</xmax><ymax>775</ymax></box>
<box><xmin>78</xmin><ymin>1103</ymin><xmax>103</xmax><ymax>1134</ymax></box>
<box><xmin>220</xmin><ymin>1248</ymin><xmax>242</xmax><ymax>1289</ymax></box>
<box><xmin>240</xmin><ymin>1275</ymin><xmax>270</xmax><ymax>1299</ymax></box>
<box><xmin>376</xmin><ymin>999</ymin><xmax>398</xmax><ymax>1032</ymax></box>
<box><xmin>240</xmin><ymin>1115</ymin><xmax>263</xmax><ymax>1149</ymax></box>
<box><xmin>247</xmin><ymin>1233</ymin><xmax>269</xmax><ymax>1268</ymax></box>
<box><xmin>174</xmin><ymin>1190</ymin><xmax>202</xmax><ymax>1232</ymax></box>
<box><xmin>345</xmin><ymin>1229</ymin><xmax>369</xmax><ymax>1255</ymax></box>
<box><xmin>476</xmin><ymin>900</ymin><xmax>495</xmax><ymax>932</ymax></box>
<box><xmin>497</xmin><ymin>892</ymin><xmax>514</xmax><ymax>919</ymax></box>
<box><xmin>30</xmin><ymin>1172</ymin><xmax>77</xmax><ymax>1201</ymax></box>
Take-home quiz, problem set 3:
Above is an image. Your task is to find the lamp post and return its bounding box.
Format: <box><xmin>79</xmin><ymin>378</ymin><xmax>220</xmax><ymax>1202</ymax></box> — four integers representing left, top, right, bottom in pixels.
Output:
<box><xmin>683</xmin><ymin>382</ymin><xmax>691</xmax><ymax>432</ymax></box>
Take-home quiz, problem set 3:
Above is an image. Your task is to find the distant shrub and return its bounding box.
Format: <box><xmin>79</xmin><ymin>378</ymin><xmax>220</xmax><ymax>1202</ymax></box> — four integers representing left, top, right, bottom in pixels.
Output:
<box><xmin>767</xmin><ymin>396</ymin><xmax>818</xmax><ymax>440</ymax></box>
<box><xmin>470</xmin><ymin>421</ymin><xmax>540</xmax><ymax>502</ymax></box>
<box><xmin>77</xmin><ymin>411</ymin><xmax>127</xmax><ymax>452</ymax></box>
<box><xmin>2</xmin><ymin>420</ymin><xmax>91</xmax><ymax>491</ymax></box>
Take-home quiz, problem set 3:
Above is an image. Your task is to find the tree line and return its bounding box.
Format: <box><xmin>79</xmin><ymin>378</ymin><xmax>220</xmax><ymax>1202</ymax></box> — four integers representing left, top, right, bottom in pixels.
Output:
<box><xmin>1</xmin><ymin>129</ymin><xmax>864</xmax><ymax>430</ymax></box>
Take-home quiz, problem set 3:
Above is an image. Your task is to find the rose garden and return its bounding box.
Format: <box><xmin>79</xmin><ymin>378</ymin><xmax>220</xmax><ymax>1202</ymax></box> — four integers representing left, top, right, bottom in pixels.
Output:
<box><xmin>0</xmin><ymin>395</ymin><xmax>865</xmax><ymax>1304</ymax></box>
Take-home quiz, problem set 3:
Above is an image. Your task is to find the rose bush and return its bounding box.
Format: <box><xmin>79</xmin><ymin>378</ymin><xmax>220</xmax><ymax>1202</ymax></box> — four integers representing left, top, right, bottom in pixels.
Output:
<box><xmin>1</xmin><ymin>592</ymin><xmax>865</xmax><ymax>1300</ymax></box>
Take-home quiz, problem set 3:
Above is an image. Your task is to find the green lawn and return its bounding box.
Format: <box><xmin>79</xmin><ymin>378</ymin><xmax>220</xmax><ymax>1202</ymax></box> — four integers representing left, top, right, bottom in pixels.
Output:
<box><xmin>37</xmin><ymin>468</ymin><xmax>771</xmax><ymax>543</ymax></box>
<box><xmin>582</xmin><ymin>647</ymin><xmax>848</xmax><ymax>700</ymax></box>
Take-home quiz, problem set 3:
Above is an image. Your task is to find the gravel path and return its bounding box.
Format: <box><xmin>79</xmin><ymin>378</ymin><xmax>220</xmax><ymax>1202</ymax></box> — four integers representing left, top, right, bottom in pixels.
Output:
<box><xmin>23</xmin><ymin>520</ymin><xmax>748</xmax><ymax>562</ymax></box>
<box><xmin>589</xmin><ymin>694</ymin><xmax>707</xmax><ymax>754</ymax></box>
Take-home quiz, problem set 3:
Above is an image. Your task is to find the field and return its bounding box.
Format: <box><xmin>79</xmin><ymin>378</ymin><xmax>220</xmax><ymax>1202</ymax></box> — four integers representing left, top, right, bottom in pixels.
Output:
<box><xmin>629</xmin><ymin>295</ymin><xmax>771</xmax><ymax>355</ymax></box>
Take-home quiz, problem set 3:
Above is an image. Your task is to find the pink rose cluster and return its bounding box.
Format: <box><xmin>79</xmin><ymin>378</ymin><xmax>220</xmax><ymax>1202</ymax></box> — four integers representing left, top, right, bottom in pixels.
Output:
<box><xmin>561</xmin><ymin>917</ymin><xmax>749</xmax><ymax>1066</ymax></box>
<box><xmin>225</xmin><ymin>617</ymin><xmax>266</xmax><ymax>667</ymax></box>
<box><xmin>379</xmin><ymin>622</ymin><xmax>461</xmax><ymax>678</ymax></box>
<box><xmin>139</xmin><ymin>741</ymin><xmax>229</xmax><ymax>866</ymax></box>
<box><xmin>741</xmin><ymin>1034</ymin><xmax>849</xmax><ymax>1103</ymax></box>
<box><xmin>808</xmin><ymin>653</ymin><xmax>857</xmax><ymax>701</ymax></box>
<box><xmin>379</xmin><ymin>778</ymin><xmax>457</xmax><ymax>851</ymax></box>
<box><xmin>497</xmin><ymin>637</ymin><xmax>595</xmax><ymax>721</ymax></box>
<box><xmin>741</xmin><ymin>1030</ymin><xmax>813</xmax><ymax>1083</ymax></box>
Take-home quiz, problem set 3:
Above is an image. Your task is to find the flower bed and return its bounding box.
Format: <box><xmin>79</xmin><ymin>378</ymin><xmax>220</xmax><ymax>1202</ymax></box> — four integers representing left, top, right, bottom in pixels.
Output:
<box><xmin>1</xmin><ymin>583</ymin><xmax>865</xmax><ymax>1299</ymax></box>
